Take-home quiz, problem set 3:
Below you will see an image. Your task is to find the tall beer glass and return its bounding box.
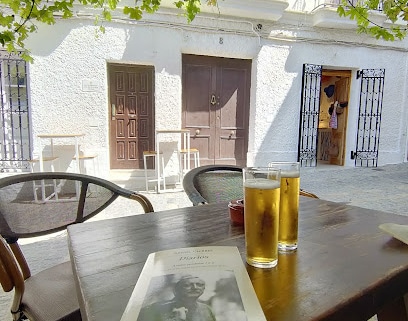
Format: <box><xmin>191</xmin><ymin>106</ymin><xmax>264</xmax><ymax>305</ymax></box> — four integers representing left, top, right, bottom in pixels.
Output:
<box><xmin>243</xmin><ymin>167</ymin><xmax>281</xmax><ymax>268</ymax></box>
<box><xmin>269</xmin><ymin>162</ymin><xmax>300</xmax><ymax>251</ymax></box>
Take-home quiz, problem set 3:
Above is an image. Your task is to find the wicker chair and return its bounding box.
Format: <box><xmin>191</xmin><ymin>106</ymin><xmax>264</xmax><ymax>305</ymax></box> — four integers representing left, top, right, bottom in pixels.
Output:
<box><xmin>0</xmin><ymin>172</ymin><xmax>154</xmax><ymax>321</ymax></box>
<box><xmin>182</xmin><ymin>165</ymin><xmax>244</xmax><ymax>206</ymax></box>
<box><xmin>183</xmin><ymin>165</ymin><xmax>319</xmax><ymax>206</ymax></box>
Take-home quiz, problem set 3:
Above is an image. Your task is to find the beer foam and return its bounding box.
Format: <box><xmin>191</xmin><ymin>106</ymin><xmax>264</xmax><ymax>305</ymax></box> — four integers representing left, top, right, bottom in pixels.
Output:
<box><xmin>244</xmin><ymin>178</ymin><xmax>280</xmax><ymax>189</ymax></box>
<box><xmin>280</xmin><ymin>170</ymin><xmax>300</xmax><ymax>178</ymax></box>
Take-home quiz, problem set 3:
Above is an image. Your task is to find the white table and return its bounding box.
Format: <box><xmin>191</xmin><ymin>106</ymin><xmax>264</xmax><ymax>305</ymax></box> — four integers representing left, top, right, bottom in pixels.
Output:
<box><xmin>36</xmin><ymin>133</ymin><xmax>85</xmax><ymax>201</ymax></box>
<box><xmin>155</xmin><ymin>129</ymin><xmax>191</xmax><ymax>193</ymax></box>
<box><xmin>37</xmin><ymin>133</ymin><xmax>84</xmax><ymax>173</ymax></box>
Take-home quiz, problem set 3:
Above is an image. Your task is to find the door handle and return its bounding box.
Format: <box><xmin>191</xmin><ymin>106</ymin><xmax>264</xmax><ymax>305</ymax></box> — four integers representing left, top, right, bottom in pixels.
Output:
<box><xmin>229</xmin><ymin>130</ymin><xmax>235</xmax><ymax>137</ymax></box>
<box><xmin>111</xmin><ymin>104</ymin><xmax>116</xmax><ymax>120</ymax></box>
<box><xmin>210</xmin><ymin>94</ymin><xmax>216</xmax><ymax>106</ymax></box>
<box><xmin>195</xmin><ymin>129</ymin><xmax>201</xmax><ymax>135</ymax></box>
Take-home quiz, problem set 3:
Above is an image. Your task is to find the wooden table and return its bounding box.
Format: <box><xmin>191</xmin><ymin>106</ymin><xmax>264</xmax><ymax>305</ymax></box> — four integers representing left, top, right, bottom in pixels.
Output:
<box><xmin>67</xmin><ymin>197</ymin><xmax>408</xmax><ymax>321</ymax></box>
<box><xmin>37</xmin><ymin>133</ymin><xmax>84</xmax><ymax>173</ymax></box>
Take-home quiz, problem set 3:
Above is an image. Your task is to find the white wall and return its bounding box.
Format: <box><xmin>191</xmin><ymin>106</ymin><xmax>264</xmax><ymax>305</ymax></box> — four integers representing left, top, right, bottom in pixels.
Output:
<box><xmin>249</xmin><ymin>40</ymin><xmax>408</xmax><ymax>166</ymax></box>
<box><xmin>25</xmin><ymin>8</ymin><xmax>408</xmax><ymax>176</ymax></box>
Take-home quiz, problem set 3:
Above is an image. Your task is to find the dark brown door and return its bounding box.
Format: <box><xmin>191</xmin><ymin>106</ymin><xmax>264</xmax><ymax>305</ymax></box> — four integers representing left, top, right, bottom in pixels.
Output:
<box><xmin>108</xmin><ymin>64</ymin><xmax>155</xmax><ymax>169</ymax></box>
<box><xmin>182</xmin><ymin>55</ymin><xmax>251</xmax><ymax>167</ymax></box>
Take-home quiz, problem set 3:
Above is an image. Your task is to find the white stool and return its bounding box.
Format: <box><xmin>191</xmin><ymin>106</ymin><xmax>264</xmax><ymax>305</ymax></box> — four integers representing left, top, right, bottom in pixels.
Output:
<box><xmin>28</xmin><ymin>157</ymin><xmax>59</xmax><ymax>202</ymax></box>
<box><xmin>179</xmin><ymin>148</ymin><xmax>200</xmax><ymax>180</ymax></box>
<box><xmin>143</xmin><ymin>151</ymin><xmax>166</xmax><ymax>192</ymax></box>
<box><xmin>72</xmin><ymin>154</ymin><xmax>99</xmax><ymax>176</ymax></box>
<box><xmin>28</xmin><ymin>156</ymin><xmax>59</xmax><ymax>173</ymax></box>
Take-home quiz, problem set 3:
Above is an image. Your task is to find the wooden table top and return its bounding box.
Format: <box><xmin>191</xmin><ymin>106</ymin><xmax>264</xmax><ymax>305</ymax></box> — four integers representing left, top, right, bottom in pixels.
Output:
<box><xmin>67</xmin><ymin>197</ymin><xmax>408</xmax><ymax>321</ymax></box>
<box><xmin>37</xmin><ymin>133</ymin><xmax>84</xmax><ymax>138</ymax></box>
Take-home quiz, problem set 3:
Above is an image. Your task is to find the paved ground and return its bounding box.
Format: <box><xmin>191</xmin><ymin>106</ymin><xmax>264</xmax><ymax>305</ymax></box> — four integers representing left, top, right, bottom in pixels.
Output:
<box><xmin>1</xmin><ymin>163</ymin><xmax>407</xmax><ymax>320</ymax></box>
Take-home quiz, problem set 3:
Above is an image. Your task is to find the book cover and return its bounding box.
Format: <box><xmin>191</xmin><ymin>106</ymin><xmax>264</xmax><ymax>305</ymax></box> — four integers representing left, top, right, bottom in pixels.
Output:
<box><xmin>120</xmin><ymin>246</ymin><xmax>266</xmax><ymax>321</ymax></box>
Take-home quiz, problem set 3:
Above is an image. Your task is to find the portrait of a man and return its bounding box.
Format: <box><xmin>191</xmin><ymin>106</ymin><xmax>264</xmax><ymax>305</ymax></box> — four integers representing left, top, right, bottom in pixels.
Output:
<box><xmin>137</xmin><ymin>275</ymin><xmax>216</xmax><ymax>321</ymax></box>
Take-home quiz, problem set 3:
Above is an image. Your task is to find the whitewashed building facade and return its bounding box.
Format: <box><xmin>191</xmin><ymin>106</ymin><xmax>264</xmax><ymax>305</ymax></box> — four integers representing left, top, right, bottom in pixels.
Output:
<box><xmin>1</xmin><ymin>0</ymin><xmax>407</xmax><ymax>179</ymax></box>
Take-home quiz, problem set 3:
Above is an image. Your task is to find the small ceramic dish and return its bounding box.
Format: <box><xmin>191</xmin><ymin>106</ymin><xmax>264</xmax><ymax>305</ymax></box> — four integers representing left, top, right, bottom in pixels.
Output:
<box><xmin>228</xmin><ymin>199</ymin><xmax>244</xmax><ymax>226</ymax></box>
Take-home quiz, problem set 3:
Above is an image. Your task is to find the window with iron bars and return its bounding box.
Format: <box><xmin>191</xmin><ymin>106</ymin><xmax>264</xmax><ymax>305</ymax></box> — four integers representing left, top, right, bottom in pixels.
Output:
<box><xmin>0</xmin><ymin>52</ymin><xmax>31</xmax><ymax>172</ymax></box>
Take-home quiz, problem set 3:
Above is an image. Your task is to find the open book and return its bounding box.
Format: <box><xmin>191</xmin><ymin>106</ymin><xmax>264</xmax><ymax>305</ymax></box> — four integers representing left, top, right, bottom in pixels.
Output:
<box><xmin>120</xmin><ymin>246</ymin><xmax>266</xmax><ymax>321</ymax></box>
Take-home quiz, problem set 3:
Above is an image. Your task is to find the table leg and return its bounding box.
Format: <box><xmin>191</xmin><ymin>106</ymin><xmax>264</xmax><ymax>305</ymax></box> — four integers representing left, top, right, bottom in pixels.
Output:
<box><xmin>39</xmin><ymin>138</ymin><xmax>44</xmax><ymax>172</ymax></box>
<box><xmin>50</xmin><ymin>138</ymin><xmax>55</xmax><ymax>157</ymax></box>
<box><xmin>74</xmin><ymin>136</ymin><xmax>81</xmax><ymax>199</ymax></box>
<box><xmin>182</xmin><ymin>132</ymin><xmax>186</xmax><ymax>176</ymax></box>
<box><xmin>38</xmin><ymin>138</ymin><xmax>47</xmax><ymax>200</ymax></box>
<box><xmin>74</xmin><ymin>136</ymin><xmax>80</xmax><ymax>173</ymax></box>
<box><xmin>181</xmin><ymin>131</ymin><xmax>191</xmax><ymax>178</ymax></box>
<box><xmin>156</xmin><ymin>135</ymin><xmax>161</xmax><ymax>193</ymax></box>
<box><xmin>186</xmin><ymin>131</ymin><xmax>191</xmax><ymax>171</ymax></box>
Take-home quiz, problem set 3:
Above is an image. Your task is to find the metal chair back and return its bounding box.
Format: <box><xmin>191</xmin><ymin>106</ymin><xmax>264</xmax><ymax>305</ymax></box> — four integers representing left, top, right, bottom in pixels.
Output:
<box><xmin>183</xmin><ymin>165</ymin><xmax>319</xmax><ymax>206</ymax></box>
<box><xmin>0</xmin><ymin>171</ymin><xmax>154</xmax><ymax>320</ymax></box>
<box><xmin>183</xmin><ymin>165</ymin><xmax>243</xmax><ymax>206</ymax></box>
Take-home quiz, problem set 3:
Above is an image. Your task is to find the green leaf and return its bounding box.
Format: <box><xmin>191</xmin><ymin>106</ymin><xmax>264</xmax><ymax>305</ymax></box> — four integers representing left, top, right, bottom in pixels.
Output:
<box><xmin>0</xmin><ymin>31</ymin><xmax>14</xmax><ymax>45</ymax></box>
<box><xmin>123</xmin><ymin>6</ymin><xmax>143</xmax><ymax>20</ymax></box>
<box><xmin>337</xmin><ymin>6</ymin><xmax>346</xmax><ymax>17</ymax></box>
<box><xmin>174</xmin><ymin>1</ymin><xmax>183</xmax><ymax>9</ymax></box>
<box><xmin>21</xmin><ymin>51</ymin><xmax>33</xmax><ymax>63</ymax></box>
<box><xmin>8</xmin><ymin>0</ymin><xmax>21</xmax><ymax>13</ymax></box>
<box><xmin>108</xmin><ymin>0</ymin><xmax>118</xmax><ymax>10</ymax></box>
<box><xmin>103</xmin><ymin>9</ymin><xmax>112</xmax><ymax>21</ymax></box>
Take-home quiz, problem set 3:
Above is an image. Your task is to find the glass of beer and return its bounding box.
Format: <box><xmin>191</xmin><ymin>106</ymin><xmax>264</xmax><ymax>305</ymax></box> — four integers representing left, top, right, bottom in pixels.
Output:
<box><xmin>268</xmin><ymin>162</ymin><xmax>300</xmax><ymax>251</ymax></box>
<box><xmin>243</xmin><ymin>167</ymin><xmax>281</xmax><ymax>268</ymax></box>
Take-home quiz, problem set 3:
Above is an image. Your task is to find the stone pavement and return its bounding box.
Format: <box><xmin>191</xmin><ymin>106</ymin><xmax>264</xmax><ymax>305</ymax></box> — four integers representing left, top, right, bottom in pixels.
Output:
<box><xmin>1</xmin><ymin>163</ymin><xmax>407</xmax><ymax>319</ymax></box>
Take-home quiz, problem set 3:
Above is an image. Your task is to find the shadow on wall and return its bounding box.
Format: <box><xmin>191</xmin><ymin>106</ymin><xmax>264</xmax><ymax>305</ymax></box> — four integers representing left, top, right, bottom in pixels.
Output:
<box><xmin>25</xmin><ymin>22</ymin><xmax>72</xmax><ymax>57</ymax></box>
<box><xmin>254</xmin><ymin>44</ymin><xmax>302</xmax><ymax>166</ymax></box>
<box><xmin>122</xmin><ymin>27</ymin><xmax>182</xmax><ymax>75</ymax></box>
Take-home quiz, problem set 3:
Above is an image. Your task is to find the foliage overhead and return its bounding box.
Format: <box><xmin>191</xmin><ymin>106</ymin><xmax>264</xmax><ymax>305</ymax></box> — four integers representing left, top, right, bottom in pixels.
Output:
<box><xmin>0</xmin><ymin>0</ymin><xmax>217</xmax><ymax>61</ymax></box>
<box><xmin>337</xmin><ymin>0</ymin><xmax>408</xmax><ymax>41</ymax></box>
<box><xmin>2</xmin><ymin>0</ymin><xmax>408</xmax><ymax>61</ymax></box>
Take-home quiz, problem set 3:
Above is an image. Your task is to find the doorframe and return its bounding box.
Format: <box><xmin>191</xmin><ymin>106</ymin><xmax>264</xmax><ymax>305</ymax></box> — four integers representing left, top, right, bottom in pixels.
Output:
<box><xmin>298</xmin><ymin>64</ymin><xmax>354</xmax><ymax>167</ymax></box>
<box><xmin>181</xmin><ymin>54</ymin><xmax>251</xmax><ymax>167</ymax></box>
<box><xmin>318</xmin><ymin>69</ymin><xmax>351</xmax><ymax>166</ymax></box>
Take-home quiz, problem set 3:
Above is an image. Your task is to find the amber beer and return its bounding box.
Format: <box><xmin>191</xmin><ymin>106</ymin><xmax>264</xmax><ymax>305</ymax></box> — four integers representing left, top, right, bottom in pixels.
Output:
<box><xmin>243</xmin><ymin>167</ymin><xmax>281</xmax><ymax>268</ymax></box>
<box><xmin>269</xmin><ymin>162</ymin><xmax>300</xmax><ymax>251</ymax></box>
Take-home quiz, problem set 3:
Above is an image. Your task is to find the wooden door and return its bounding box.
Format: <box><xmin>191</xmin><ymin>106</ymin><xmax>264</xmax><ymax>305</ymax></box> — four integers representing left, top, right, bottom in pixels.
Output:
<box><xmin>182</xmin><ymin>55</ymin><xmax>251</xmax><ymax>167</ymax></box>
<box><xmin>108</xmin><ymin>64</ymin><xmax>155</xmax><ymax>169</ymax></box>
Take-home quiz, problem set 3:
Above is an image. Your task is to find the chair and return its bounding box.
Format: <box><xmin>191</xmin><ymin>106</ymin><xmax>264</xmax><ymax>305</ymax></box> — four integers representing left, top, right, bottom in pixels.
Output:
<box><xmin>28</xmin><ymin>157</ymin><xmax>60</xmax><ymax>203</ymax></box>
<box><xmin>28</xmin><ymin>157</ymin><xmax>59</xmax><ymax>173</ymax></box>
<box><xmin>72</xmin><ymin>154</ymin><xmax>99</xmax><ymax>176</ymax></box>
<box><xmin>143</xmin><ymin>150</ymin><xmax>166</xmax><ymax>192</ymax></box>
<box><xmin>0</xmin><ymin>172</ymin><xmax>154</xmax><ymax>321</ymax></box>
<box><xmin>179</xmin><ymin>148</ymin><xmax>200</xmax><ymax>179</ymax></box>
<box><xmin>183</xmin><ymin>165</ymin><xmax>244</xmax><ymax>206</ymax></box>
<box><xmin>183</xmin><ymin>165</ymin><xmax>319</xmax><ymax>206</ymax></box>
<box><xmin>299</xmin><ymin>189</ymin><xmax>319</xmax><ymax>198</ymax></box>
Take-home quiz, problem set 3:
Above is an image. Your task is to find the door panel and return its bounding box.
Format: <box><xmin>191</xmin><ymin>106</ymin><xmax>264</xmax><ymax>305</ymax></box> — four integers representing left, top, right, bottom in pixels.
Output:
<box><xmin>108</xmin><ymin>64</ymin><xmax>155</xmax><ymax>169</ymax></box>
<box><xmin>298</xmin><ymin>63</ymin><xmax>322</xmax><ymax>167</ymax></box>
<box><xmin>218</xmin><ymin>66</ymin><xmax>248</xmax><ymax>163</ymax></box>
<box><xmin>183</xmin><ymin>62</ymin><xmax>213</xmax><ymax>164</ymax></box>
<box><xmin>182</xmin><ymin>55</ymin><xmax>251</xmax><ymax>167</ymax></box>
<box><xmin>354</xmin><ymin>69</ymin><xmax>385</xmax><ymax>167</ymax></box>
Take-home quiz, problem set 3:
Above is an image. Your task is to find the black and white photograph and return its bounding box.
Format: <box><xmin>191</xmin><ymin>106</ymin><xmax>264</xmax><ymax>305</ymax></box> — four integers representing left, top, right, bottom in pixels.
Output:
<box><xmin>136</xmin><ymin>271</ymin><xmax>247</xmax><ymax>321</ymax></box>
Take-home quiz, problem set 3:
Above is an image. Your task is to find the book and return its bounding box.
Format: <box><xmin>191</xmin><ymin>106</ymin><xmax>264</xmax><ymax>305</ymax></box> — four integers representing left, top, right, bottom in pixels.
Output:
<box><xmin>120</xmin><ymin>246</ymin><xmax>266</xmax><ymax>321</ymax></box>
<box><xmin>379</xmin><ymin>223</ymin><xmax>408</xmax><ymax>245</ymax></box>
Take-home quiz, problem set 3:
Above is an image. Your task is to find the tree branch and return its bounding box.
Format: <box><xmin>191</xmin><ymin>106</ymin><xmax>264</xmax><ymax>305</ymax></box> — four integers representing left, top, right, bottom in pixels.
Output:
<box><xmin>15</xmin><ymin>0</ymin><xmax>36</xmax><ymax>33</ymax></box>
